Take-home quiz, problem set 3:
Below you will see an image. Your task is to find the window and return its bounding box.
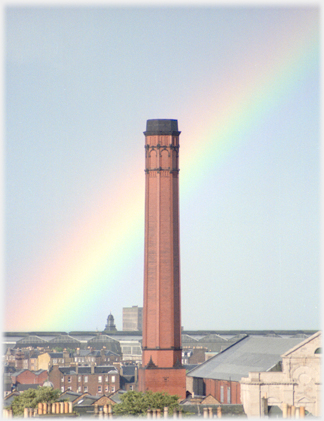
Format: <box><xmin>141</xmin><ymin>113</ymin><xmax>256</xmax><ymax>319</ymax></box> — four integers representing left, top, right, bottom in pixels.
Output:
<box><xmin>84</xmin><ymin>376</ymin><xmax>88</xmax><ymax>383</ymax></box>
<box><xmin>53</xmin><ymin>359</ymin><xmax>57</xmax><ymax>364</ymax></box>
<box><xmin>78</xmin><ymin>376</ymin><xmax>81</xmax><ymax>382</ymax></box>
<box><xmin>98</xmin><ymin>376</ymin><xmax>102</xmax><ymax>383</ymax></box>
<box><xmin>129</xmin><ymin>385</ymin><xmax>133</xmax><ymax>391</ymax></box>
<box><xmin>61</xmin><ymin>377</ymin><xmax>64</xmax><ymax>383</ymax></box>
<box><xmin>111</xmin><ymin>386</ymin><xmax>115</xmax><ymax>393</ymax></box>
<box><xmin>105</xmin><ymin>376</ymin><xmax>108</xmax><ymax>382</ymax></box>
<box><xmin>68</xmin><ymin>377</ymin><xmax>71</xmax><ymax>383</ymax></box>
<box><xmin>78</xmin><ymin>386</ymin><xmax>81</xmax><ymax>392</ymax></box>
<box><xmin>61</xmin><ymin>387</ymin><xmax>64</xmax><ymax>392</ymax></box>
<box><xmin>84</xmin><ymin>386</ymin><xmax>88</xmax><ymax>392</ymax></box>
<box><xmin>220</xmin><ymin>386</ymin><xmax>224</xmax><ymax>403</ymax></box>
<box><xmin>227</xmin><ymin>387</ymin><xmax>231</xmax><ymax>404</ymax></box>
<box><xmin>111</xmin><ymin>375</ymin><xmax>115</xmax><ymax>383</ymax></box>
<box><xmin>98</xmin><ymin>386</ymin><xmax>102</xmax><ymax>393</ymax></box>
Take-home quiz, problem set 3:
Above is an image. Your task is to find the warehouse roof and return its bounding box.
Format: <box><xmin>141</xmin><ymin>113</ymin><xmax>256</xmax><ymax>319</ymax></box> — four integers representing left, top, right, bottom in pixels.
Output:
<box><xmin>187</xmin><ymin>335</ymin><xmax>307</xmax><ymax>382</ymax></box>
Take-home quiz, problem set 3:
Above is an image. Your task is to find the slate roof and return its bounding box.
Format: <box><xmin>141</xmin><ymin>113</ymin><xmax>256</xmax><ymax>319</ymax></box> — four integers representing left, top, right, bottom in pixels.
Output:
<box><xmin>121</xmin><ymin>365</ymin><xmax>136</xmax><ymax>376</ymax></box>
<box><xmin>16</xmin><ymin>384</ymin><xmax>40</xmax><ymax>391</ymax></box>
<box><xmin>58</xmin><ymin>365</ymin><xmax>118</xmax><ymax>375</ymax></box>
<box><xmin>3</xmin><ymin>392</ymin><xmax>20</xmax><ymax>407</ymax></box>
<box><xmin>108</xmin><ymin>390</ymin><xmax>126</xmax><ymax>403</ymax></box>
<box><xmin>58</xmin><ymin>391</ymin><xmax>84</xmax><ymax>402</ymax></box>
<box><xmin>74</xmin><ymin>395</ymin><xmax>98</xmax><ymax>406</ymax></box>
<box><xmin>48</xmin><ymin>352</ymin><xmax>64</xmax><ymax>358</ymax></box>
<box><xmin>187</xmin><ymin>335</ymin><xmax>307</xmax><ymax>382</ymax></box>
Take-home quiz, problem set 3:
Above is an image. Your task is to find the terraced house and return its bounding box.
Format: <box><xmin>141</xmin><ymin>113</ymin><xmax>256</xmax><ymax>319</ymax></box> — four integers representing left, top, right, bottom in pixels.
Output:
<box><xmin>49</xmin><ymin>364</ymin><xmax>119</xmax><ymax>396</ymax></box>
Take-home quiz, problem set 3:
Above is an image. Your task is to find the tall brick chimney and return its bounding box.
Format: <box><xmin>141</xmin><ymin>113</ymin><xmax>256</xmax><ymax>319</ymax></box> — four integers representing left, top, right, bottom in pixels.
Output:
<box><xmin>138</xmin><ymin>119</ymin><xmax>186</xmax><ymax>399</ymax></box>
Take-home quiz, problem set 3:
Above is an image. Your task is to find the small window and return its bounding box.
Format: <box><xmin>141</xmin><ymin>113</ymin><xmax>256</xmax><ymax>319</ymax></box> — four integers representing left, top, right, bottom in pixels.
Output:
<box><xmin>98</xmin><ymin>376</ymin><xmax>102</xmax><ymax>383</ymax></box>
<box><xmin>111</xmin><ymin>386</ymin><xmax>115</xmax><ymax>393</ymax></box>
<box><xmin>105</xmin><ymin>385</ymin><xmax>108</xmax><ymax>393</ymax></box>
<box><xmin>78</xmin><ymin>386</ymin><xmax>81</xmax><ymax>392</ymax></box>
<box><xmin>98</xmin><ymin>386</ymin><xmax>102</xmax><ymax>393</ymax></box>
<box><xmin>315</xmin><ymin>347</ymin><xmax>322</xmax><ymax>354</ymax></box>
<box><xmin>78</xmin><ymin>376</ymin><xmax>81</xmax><ymax>382</ymax></box>
<box><xmin>84</xmin><ymin>376</ymin><xmax>88</xmax><ymax>383</ymax></box>
<box><xmin>227</xmin><ymin>387</ymin><xmax>231</xmax><ymax>403</ymax></box>
<box><xmin>68</xmin><ymin>377</ymin><xmax>71</xmax><ymax>383</ymax></box>
<box><xmin>111</xmin><ymin>375</ymin><xmax>115</xmax><ymax>383</ymax></box>
<box><xmin>61</xmin><ymin>387</ymin><xmax>64</xmax><ymax>392</ymax></box>
<box><xmin>105</xmin><ymin>376</ymin><xmax>108</xmax><ymax>382</ymax></box>
<box><xmin>84</xmin><ymin>386</ymin><xmax>88</xmax><ymax>392</ymax></box>
<box><xmin>61</xmin><ymin>378</ymin><xmax>64</xmax><ymax>383</ymax></box>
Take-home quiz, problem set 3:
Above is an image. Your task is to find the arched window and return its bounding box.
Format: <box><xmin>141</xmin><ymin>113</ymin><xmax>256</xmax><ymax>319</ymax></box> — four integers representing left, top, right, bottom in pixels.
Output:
<box><xmin>315</xmin><ymin>347</ymin><xmax>321</xmax><ymax>354</ymax></box>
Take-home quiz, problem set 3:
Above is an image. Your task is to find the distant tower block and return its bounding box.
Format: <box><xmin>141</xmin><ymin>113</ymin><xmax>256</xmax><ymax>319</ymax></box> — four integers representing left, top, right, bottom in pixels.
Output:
<box><xmin>138</xmin><ymin>119</ymin><xmax>186</xmax><ymax>399</ymax></box>
<box><xmin>123</xmin><ymin>306</ymin><xmax>143</xmax><ymax>331</ymax></box>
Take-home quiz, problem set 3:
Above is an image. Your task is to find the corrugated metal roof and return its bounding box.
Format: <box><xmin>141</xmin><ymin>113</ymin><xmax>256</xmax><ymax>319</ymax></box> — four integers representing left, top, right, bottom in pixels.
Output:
<box><xmin>187</xmin><ymin>335</ymin><xmax>307</xmax><ymax>381</ymax></box>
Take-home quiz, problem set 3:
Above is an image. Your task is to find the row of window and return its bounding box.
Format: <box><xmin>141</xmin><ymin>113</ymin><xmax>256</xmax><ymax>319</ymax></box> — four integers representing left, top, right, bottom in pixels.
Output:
<box><xmin>62</xmin><ymin>375</ymin><xmax>116</xmax><ymax>383</ymax></box>
<box><xmin>61</xmin><ymin>385</ymin><xmax>116</xmax><ymax>394</ymax></box>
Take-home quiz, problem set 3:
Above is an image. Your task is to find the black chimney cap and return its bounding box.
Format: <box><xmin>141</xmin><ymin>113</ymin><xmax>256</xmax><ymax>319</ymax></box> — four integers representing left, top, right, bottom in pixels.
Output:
<box><xmin>144</xmin><ymin>119</ymin><xmax>180</xmax><ymax>136</ymax></box>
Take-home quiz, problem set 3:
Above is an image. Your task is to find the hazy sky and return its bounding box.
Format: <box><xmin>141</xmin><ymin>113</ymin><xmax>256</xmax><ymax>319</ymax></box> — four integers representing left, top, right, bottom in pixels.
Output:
<box><xmin>4</xmin><ymin>4</ymin><xmax>320</xmax><ymax>332</ymax></box>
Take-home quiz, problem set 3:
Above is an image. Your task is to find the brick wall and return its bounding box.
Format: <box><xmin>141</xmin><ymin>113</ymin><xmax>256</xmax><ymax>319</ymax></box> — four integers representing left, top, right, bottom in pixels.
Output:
<box><xmin>204</xmin><ymin>378</ymin><xmax>241</xmax><ymax>404</ymax></box>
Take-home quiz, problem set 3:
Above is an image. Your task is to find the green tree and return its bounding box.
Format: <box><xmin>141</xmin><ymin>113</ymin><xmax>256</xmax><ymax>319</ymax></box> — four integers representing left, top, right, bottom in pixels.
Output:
<box><xmin>10</xmin><ymin>386</ymin><xmax>61</xmax><ymax>416</ymax></box>
<box><xmin>113</xmin><ymin>390</ymin><xmax>180</xmax><ymax>416</ymax></box>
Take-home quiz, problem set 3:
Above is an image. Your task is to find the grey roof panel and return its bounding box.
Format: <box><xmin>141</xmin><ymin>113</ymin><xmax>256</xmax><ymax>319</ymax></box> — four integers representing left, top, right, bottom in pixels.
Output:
<box><xmin>187</xmin><ymin>336</ymin><xmax>307</xmax><ymax>381</ymax></box>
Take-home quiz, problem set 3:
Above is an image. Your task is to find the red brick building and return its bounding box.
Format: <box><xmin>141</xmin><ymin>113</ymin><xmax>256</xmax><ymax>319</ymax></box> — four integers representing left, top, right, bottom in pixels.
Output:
<box><xmin>204</xmin><ymin>379</ymin><xmax>241</xmax><ymax>404</ymax></box>
<box><xmin>49</xmin><ymin>364</ymin><xmax>119</xmax><ymax>396</ymax></box>
<box><xmin>11</xmin><ymin>369</ymin><xmax>48</xmax><ymax>387</ymax></box>
<box><xmin>139</xmin><ymin>119</ymin><xmax>186</xmax><ymax>399</ymax></box>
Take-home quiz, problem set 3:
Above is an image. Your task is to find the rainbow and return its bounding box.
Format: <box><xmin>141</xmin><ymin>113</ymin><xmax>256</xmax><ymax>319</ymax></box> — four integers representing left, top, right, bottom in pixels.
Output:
<box><xmin>5</xmin><ymin>13</ymin><xmax>319</xmax><ymax>331</ymax></box>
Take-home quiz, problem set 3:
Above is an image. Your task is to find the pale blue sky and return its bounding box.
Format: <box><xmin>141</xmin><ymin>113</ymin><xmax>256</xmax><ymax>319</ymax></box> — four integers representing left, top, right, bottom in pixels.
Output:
<box><xmin>4</xmin><ymin>4</ymin><xmax>320</xmax><ymax>331</ymax></box>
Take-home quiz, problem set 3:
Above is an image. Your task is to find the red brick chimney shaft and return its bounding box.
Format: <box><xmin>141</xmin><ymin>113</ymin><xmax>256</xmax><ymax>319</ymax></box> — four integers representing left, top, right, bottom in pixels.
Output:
<box><xmin>142</xmin><ymin>119</ymin><xmax>182</xmax><ymax>368</ymax></box>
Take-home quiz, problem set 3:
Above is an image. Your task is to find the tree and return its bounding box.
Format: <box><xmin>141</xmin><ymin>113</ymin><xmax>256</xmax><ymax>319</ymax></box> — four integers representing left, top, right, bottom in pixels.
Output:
<box><xmin>10</xmin><ymin>386</ymin><xmax>61</xmax><ymax>416</ymax></box>
<box><xmin>113</xmin><ymin>390</ymin><xmax>180</xmax><ymax>416</ymax></box>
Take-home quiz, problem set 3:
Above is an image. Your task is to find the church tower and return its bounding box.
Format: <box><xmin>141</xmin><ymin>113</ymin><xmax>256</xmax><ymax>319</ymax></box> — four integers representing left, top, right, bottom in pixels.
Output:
<box><xmin>138</xmin><ymin>119</ymin><xmax>186</xmax><ymax>399</ymax></box>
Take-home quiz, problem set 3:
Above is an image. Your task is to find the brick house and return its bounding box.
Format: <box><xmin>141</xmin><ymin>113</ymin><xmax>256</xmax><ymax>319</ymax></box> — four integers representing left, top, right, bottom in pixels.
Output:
<box><xmin>49</xmin><ymin>364</ymin><xmax>119</xmax><ymax>396</ymax></box>
<box><xmin>11</xmin><ymin>369</ymin><xmax>48</xmax><ymax>388</ymax></box>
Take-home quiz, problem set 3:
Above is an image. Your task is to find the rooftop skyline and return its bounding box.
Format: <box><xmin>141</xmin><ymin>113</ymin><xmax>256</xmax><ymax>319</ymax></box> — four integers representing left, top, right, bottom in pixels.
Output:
<box><xmin>4</xmin><ymin>5</ymin><xmax>320</xmax><ymax>332</ymax></box>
